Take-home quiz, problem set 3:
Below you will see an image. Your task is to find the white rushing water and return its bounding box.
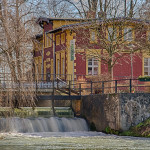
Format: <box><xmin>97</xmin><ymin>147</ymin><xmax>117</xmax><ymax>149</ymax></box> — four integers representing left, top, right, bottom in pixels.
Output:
<box><xmin>0</xmin><ymin>117</ymin><xmax>89</xmax><ymax>133</ymax></box>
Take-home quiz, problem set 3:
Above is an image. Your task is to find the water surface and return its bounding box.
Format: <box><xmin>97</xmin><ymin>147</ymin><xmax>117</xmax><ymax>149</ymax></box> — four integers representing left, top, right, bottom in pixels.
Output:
<box><xmin>0</xmin><ymin>132</ymin><xmax>149</xmax><ymax>150</ymax></box>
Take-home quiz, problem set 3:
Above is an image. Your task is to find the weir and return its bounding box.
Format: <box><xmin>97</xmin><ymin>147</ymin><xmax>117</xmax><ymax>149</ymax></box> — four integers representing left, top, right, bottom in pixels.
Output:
<box><xmin>0</xmin><ymin>117</ymin><xmax>89</xmax><ymax>133</ymax></box>
<box><xmin>0</xmin><ymin>107</ymin><xmax>89</xmax><ymax>133</ymax></box>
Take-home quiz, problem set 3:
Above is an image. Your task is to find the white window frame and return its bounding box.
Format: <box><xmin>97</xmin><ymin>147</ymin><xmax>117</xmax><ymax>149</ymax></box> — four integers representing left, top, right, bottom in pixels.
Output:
<box><xmin>144</xmin><ymin>58</ymin><xmax>150</xmax><ymax>76</ymax></box>
<box><xmin>88</xmin><ymin>58</ymin><xmax>98</xmax><ymax>75</ymax></box>
<box><xmin>91</xmin><ymin>31</ymin><xmax>95</xmax><ymax>41</ymax></box>
<box><xmin>124</xmin><ymin>28</ymin><xmax>133</xmax><ymax>41</ymax></box>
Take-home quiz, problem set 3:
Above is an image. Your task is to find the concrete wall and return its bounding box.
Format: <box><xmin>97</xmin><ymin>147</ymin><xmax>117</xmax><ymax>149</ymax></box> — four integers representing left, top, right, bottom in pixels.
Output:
<box><xmin>36</xmin><ymin>100</ymin><xmax>71</xmax><ymax>107</ymax></box>
<box><xmin>80</xmin><ymin>93</ymin><xmax>150</xmax><ymax>131</ymax></box>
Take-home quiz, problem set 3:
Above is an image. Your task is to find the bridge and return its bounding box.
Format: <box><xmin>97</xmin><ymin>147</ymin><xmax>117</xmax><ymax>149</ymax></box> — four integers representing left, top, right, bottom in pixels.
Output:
<box><xmin>0</xmin><ymin>73</ymin><xmax>149</xmax><ymax>116</ymax></box>
<box><xmin>0</xmin><ymin>73</ymin><xmax>149</xmax><ymax>101</ymax></box>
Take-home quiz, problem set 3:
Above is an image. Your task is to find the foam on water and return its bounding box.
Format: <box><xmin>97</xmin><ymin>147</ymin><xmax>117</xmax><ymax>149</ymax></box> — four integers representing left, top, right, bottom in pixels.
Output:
<box><xmin>0</xmin><ymin>117</ymin><xmax>89</xmax><ymax>133</ymax></box>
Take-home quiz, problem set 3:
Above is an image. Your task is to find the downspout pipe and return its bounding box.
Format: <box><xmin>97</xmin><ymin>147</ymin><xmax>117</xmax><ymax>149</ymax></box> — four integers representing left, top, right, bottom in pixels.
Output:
<box><xmin>53</xmin><ymin>34</ymin><xmax>56</xmax><ymax>80</ymax></box>
<box><xmin>41</xmin><ymin>43</ymin><xmax>44</xmax><ymax>81</ymax></box>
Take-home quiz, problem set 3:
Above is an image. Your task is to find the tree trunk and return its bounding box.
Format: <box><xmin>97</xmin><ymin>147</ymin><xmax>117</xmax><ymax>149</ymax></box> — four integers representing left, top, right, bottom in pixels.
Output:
<box><xmin>129</xmin><ymin>0</ymin><xmax>134</xmax><ymax>18</ymax></box>
<box><xmin>108</xmin><ymin>59</ymin><xmax>112</xmax><ymax>80</ymax></box>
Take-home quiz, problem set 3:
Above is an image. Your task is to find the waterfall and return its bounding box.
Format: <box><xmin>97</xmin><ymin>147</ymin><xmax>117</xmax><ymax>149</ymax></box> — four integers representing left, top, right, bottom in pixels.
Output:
<box><xmin>0</xmin><ymin>117</ymin><xmax>89</xmax><ymax>133</ymax></box>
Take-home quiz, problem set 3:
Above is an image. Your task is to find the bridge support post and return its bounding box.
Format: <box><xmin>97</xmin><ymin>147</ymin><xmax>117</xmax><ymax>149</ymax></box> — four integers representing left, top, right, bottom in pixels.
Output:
<box><xmin>102</xmin><ymin>81</ymin><xmax>104</xmax><ymax>94</ymax></box>
<box><xmin>52</xmin><ymin>80</ymin><xmax>55</xmax><ymax>95</ymax></box>
<box><xmin>91</xmin><ymin>81</ymin><xmax>93</xmax><ymax>95</ymax></box>
<box><xmin>129</xmin><ymin>79</ymin><xmax>132</xmax><ymax>93</ymax></box>
<box><xmin>52</xmin><ymin>79</ymin><xmax>56</xmax><ymax>116</ymax></box>
<box><xmin>115</xmin><ymin>80</ymin><xmax>117</xmax><ymax>93</ymax></box>
<box><xmin>69</xmin><ymin>81</ymin><xmax>71</xmax><ymax>96</ymax></box>
<box><xmin>79</xmin><ymin>83</ymin><xmax>81</xmax><ymax>95</ymax></box>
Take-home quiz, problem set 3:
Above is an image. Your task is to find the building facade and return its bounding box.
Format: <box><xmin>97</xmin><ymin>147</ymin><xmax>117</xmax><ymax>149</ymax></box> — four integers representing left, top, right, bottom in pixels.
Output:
<box><xmin>34</xmin><ymin>17</ymin><xmax>150</xmax><ymax>81</ymax></box>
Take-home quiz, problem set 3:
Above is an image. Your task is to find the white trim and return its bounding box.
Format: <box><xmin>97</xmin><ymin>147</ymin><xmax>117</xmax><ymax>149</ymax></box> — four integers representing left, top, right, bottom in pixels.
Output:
<box><xmin>88</xmin><ymin>58</ymin><xmax>98</xmax><ymax>75</ymax></box>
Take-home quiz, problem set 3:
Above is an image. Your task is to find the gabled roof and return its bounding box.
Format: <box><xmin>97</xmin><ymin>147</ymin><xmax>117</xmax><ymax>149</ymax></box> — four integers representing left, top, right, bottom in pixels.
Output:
<box><xmin>36</xmin><ymin>17</ymin><xmax>87</xmax><ymax>28</ymax></box>
<box><xmin>46</xmin><ymin>17</ymin><xmax>150</xmax><ymax>34</ymax></box>
<box><xmin>46</xmin><ymin>21</ymin><xmax>92</xmax><ymax>34</ymax></box>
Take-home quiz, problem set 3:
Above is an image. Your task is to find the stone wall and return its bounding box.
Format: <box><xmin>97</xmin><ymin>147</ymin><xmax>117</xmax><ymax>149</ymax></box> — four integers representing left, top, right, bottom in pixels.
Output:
<box><xmin>80</xmin><ymin>93</ymin><xmax>150</xmax><ymax>131</ymax></box>
<box><xmin>119</xmin><ymin>93</ymin><xmax>150</xmax><ymax>130</ymax></box>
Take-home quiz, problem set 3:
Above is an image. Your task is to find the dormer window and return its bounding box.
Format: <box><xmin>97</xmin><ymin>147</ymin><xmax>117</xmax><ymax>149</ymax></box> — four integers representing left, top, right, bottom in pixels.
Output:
<box><xmin>108</xmin><ymin>27</ymin><xmax>117</xmax><ymax>41</ymax></box>
<box><xmin>124</xmin><ymin>28</ymin><xmax>133</xmax><ymax>41</ymax></box>
<box><xmin>90</xmin><ymin>30</ymin><xmax>97</xmax><ymax>43</ymax></box>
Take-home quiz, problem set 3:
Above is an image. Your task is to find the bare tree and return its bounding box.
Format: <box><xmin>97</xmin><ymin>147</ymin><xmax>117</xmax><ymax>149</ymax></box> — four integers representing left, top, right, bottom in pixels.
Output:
<box><xmin>34</xmin><ymin>0</ymin><xmax>79</xmax><ymax>18</ymax></box>
<box><xmin>72</xmin><ymin>18</ymin><xmax>149</xmax><ymax>80</ymax></box>
<box><xmin>139</xmin><ymin>0</ymin><xmax>150</xmax><ymax>20</ymax></box>
<box><xmin>0</xmin><ymin>0</ymin><xmax>40</xmax><ymax>109</ymax></box>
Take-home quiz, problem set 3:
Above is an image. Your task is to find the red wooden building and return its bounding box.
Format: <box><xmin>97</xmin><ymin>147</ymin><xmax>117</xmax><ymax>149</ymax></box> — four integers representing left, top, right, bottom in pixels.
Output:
<box><xmin>34</xmin><ymin>17</ymin><xmax>150</xmax><ymax>81</ymax></box>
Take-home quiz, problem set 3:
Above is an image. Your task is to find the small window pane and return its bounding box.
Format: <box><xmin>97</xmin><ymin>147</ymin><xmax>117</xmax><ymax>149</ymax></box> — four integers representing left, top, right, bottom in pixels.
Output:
<box><xmin>88</xmin><ymin>59</ymin><xmax>92</xmax><ymax>65</ymax></box>
<box><xmin>91</xmin><ymin>31</ymin><xmax>95</xmax><ymax>41</ymax></box>
<box><xmin>88</xmin><ymin>67</ymin><xmax>92</xmax><ymax>75</ymax></box>
<box><xmin>144</xmin><ymin>67</ymin><xmax>148</xmax><ymax>72</ymax></box>
<box><xmin>124</xmin><ymin>28</ymin><xmax>132</xmax><ymax>41</ymax></box>
<box><xmin>144</xmin><ymin>58</ymin><xmax>148</xmax><ymax>66</ymax></box>
<box><xmin>94</xmin><ymin>60</ymin><xmax>98</xmax><ymax>66</ymax></box>
<box><xmin>144</xmin><ymin>72</ymin><xmax>148</xmax><ymax>75</ymax></box>
<box><xmin>94</xmin><ymin>67</ymin><xmax>98</xmax><ymax>75</ymax></box>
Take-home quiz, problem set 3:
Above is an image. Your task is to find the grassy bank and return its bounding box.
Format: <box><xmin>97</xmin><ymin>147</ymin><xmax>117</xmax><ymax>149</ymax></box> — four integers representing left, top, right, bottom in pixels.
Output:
<box><xmin>105</xmin><ymin>118</ymin><xmax>150</xmax><ymax>137</ymax></box>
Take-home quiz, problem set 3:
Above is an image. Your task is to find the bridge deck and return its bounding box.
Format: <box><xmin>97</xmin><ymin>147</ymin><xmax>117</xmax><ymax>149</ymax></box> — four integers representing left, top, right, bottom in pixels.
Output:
<box><xmin>37</xmin><ymin>95</ymin><xmax>82</xmax><ymax>100</ymax></box>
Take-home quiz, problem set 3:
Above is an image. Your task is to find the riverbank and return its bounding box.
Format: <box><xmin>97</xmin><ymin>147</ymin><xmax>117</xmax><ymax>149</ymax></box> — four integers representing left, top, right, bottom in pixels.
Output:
<box><xmin>105</xmin><ymin>118</ymin><xmax>150</xmax><ymax>138</ymax></box>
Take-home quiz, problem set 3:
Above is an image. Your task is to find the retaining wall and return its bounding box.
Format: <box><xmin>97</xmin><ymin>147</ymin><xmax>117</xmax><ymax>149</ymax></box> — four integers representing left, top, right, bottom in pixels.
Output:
<box><xmin>80</xmin><ymin>93</ymin><xmax>150</xmax><ymax>131</ymax></box>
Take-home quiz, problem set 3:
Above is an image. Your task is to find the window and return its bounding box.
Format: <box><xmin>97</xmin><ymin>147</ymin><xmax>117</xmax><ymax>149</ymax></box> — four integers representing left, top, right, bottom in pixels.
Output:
<box><xmin>124</xmin><ymin>28</ymin><xmax>133</xmax><ymax>41</ymax></box>
<box><xmin>45</xmin><ymin>33</ymin><xmax>52</xmax><ymax>48</ymax></box>
<box><xmin>62</xmin><ymin>58</ymin><xmax>65</xmax><ymax>75</ymax></box>
<box><xmin>90</xmin><ymin>30</ymin><xmax>97</xmax><ymax>43</ymax></box>
<box><xmin>61</xmin><ymin>33</ymin><xmax>65</xmax><ymax>44</ymax></box>
<box><xmin>56</xmin><ymin>35</ymin><xmax>60</xmax><ymax>45</ymax></box>
<box><xmin>57</xmin><ymin>59</ymin><xmax>60</xmax><ymax>77</ymax></box>
<box><xmin>108</xmin><ymin>27</ymin><xmax>117</xmax><ymax>41</ymax></box>
<box><xmin>88</xmin><ymin>58</ymin><xmax>98</xmax><ymax>75</ymax></box>
<box><xmin>144</xmin><ymin>58</ymin><xmax>150</xmax><ymax>76</ymax></box>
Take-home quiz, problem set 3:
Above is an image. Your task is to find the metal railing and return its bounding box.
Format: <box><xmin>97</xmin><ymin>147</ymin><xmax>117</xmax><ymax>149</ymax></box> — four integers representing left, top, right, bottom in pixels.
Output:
<box><xmin>0</xmin><ymin>73</ymin><xmax>150</xmax><ymax>96</ymax></box>
<box><xmin>73</xmin><ymin>78</ymin><xmax>148</xmax><ymax>95</ymax></box>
